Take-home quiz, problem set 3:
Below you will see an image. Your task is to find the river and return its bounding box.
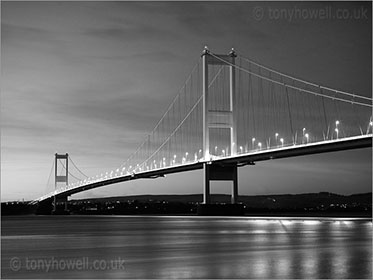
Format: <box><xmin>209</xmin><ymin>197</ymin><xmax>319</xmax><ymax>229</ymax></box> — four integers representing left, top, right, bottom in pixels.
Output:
<box><xmin>1</xmin><ymin>215</ymin><xmax>372</xmax><ymax>278</ymax></box>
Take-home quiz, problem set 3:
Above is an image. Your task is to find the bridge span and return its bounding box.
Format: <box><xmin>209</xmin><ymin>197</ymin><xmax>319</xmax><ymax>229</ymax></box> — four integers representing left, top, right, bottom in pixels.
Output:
<box><xmin>34</xmin><ymin>135</ymin><xmax>371</xmax><ymax>206</ymax></box>
<box><xmin>32</xmin><ymin>48</ymin><xmax>373</xmax><ymax>214</ymax></box>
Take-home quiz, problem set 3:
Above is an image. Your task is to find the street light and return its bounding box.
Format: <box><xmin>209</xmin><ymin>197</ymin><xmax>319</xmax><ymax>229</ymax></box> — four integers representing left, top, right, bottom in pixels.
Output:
<box><xmin>258</xmin><ymin>142</ymin><xmax>262</xmax><ymax>150</ymax></box>
<box><xmin>305</xmin><ymin>133</ymin><xmax>309</xmax><ymax>144</ymax></box>
<box><xmin>252</xmin><ymin>138</ymin><xmax>256</xmax><ymax>149</ymax></box>
<box><xmin>367</xmin><ymin>121</ymin><xmax>372</xmax><ymax>135</ymax></box>
<box><xmin>302</xmin><ymin>128</ymin><xmax>306</xmax><ymax>144</ymax></box>
<box><xmin>240</xmin><ymin>146</ymin><xmax>243</xmax><ymax>153</ymax></box>
<box><xmin>335</xmin><ymin>128</ymin><xmax>339</xmax><ymax>139</ymax></box>
<box><xmin>280</xmin><ymin>138</ymin><xmax>284</xmax><ymax>147</ymax></box>
<box><xmin>275</xmin><ymin>133</ymin><xmax>279</xmax><ymax>147</ymax></box>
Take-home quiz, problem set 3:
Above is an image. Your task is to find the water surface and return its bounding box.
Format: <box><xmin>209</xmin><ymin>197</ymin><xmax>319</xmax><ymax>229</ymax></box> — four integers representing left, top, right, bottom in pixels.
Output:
<box><xmin>1</xmin><ymin>215</ymin><xmax>372</xmax><ymax>278</ymax></box>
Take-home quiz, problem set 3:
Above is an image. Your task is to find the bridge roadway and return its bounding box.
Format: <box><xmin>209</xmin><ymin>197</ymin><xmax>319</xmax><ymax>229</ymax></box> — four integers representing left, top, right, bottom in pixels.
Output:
<box><xmin>35</xmin><ymin>135</ymin><xmax>372</xmax><ymax>203</ymax></box>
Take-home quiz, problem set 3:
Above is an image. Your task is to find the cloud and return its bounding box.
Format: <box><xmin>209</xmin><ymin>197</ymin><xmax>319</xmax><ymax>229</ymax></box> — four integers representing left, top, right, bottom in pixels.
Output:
<box><xmin>83</xmin><ymin>19</ymin><xmax>178</xmax><ymax>43</ymax></box>
<box><xmin>1</xmin><ymin>23</ymin><xmax>59</xmax><ymax>43</ymax></box>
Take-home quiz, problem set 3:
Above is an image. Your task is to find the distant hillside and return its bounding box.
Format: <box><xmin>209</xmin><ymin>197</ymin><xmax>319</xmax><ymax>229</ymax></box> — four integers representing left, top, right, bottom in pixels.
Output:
<box><xmin>71</xmin><ymin>192</ymin><xmax>372</xmax><ymax>210</ymax></box>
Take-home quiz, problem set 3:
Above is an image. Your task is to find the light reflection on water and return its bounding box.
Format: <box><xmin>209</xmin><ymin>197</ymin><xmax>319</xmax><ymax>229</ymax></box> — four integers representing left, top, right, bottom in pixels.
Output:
<box><xmin>1</xmin><ymin>216</ymin><xmax>372</xmax><ymax>279</ymax></box>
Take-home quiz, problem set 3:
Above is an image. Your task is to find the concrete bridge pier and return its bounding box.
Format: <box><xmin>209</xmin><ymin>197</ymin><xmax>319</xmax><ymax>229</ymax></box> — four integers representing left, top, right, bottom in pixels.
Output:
<box><xmin>203</xmin><ymin>163</ymin><xmax>238</xmax><ymax>204</ymax></box>
<box><xmin>52</xmin><ymin>195</ymin><xmax>70</xmax><ymax>215</ymax></box>
<box><xmin>199</xmin><ymin>163</ymin><xmax>243</xmax><ymax>215</ymax></box>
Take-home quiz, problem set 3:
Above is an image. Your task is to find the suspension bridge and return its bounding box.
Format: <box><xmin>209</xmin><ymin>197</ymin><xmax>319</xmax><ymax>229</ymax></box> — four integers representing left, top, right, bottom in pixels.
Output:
<box><xmin>32</xmin><ymin>47</ymin><xmax>373</xmax><ymax>213</ymax></box>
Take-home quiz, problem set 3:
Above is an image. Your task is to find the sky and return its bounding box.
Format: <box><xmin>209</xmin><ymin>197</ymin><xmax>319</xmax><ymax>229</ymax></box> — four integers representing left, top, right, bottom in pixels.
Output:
<box><xmin>1</xmin><ymin>1</ymin><xmax>372</xmax><ymax>202</ymax></box>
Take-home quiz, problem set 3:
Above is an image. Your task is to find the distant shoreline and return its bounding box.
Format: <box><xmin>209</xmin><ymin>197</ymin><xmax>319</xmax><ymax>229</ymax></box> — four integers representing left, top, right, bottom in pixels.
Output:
<box><xmin>2</xmin><ymin>192</ymin><xmax>371</xmax><ymax>216</ymax></box>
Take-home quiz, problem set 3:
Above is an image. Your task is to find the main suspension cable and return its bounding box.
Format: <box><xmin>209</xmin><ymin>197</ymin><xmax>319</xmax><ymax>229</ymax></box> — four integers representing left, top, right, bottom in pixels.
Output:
<box><xmin>59</xmin><ymin>159</ymin><xmax>82</xmax><ymax>182</ymax></box>
<box><xmin>208</xmin><ymin>52</ymin><xmax>372</xmax><ymax>108</ymax></box>
<box><xmin>239</xmin><ymin>54</ymin><xmax>372</xmax><ymax>101</ymax></box>
<box><xmin>69</xmin><ymin>156</ymin><xmax>88</xmax><ymax>178</ymax></box>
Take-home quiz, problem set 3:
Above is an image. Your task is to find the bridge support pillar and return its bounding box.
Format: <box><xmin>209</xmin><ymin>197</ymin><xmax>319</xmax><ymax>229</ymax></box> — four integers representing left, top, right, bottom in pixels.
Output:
<box><xmin>199</xmin><ymin>163</ymin><xmax>243</xmax><ymax>215</ymax></box>
<box><xmin>52</xmin><ymin>196</ymin><xmax>70</xmax><ymax>215</ymax></box>
<box><xmin>203</xmin><ymin>163</ymin><xmax>211</xmax><ymax>204</ymax></box>
<box><xmin>231</xmin><ymin>167</ymin><xmax>238</xmax><ymax>204</ymax></box>
<box><xmin>202</xmin><ymin>163</ymin><xmax>238</xmax><ymax>204</ymax></box>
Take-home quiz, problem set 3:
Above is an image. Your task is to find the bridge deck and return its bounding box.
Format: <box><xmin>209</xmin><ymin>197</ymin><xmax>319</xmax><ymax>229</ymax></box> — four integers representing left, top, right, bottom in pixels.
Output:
<box><xmin>34</xmin><ymin>135</ymin><xmax>372</xmax><ymax>203</ymax></box>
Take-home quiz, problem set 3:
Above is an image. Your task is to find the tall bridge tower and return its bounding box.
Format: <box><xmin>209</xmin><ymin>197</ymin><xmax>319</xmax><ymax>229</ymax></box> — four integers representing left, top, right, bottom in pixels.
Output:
<box><xmin>201</xmin><ymin>47</ymin><xmax>239</xmax><ymax>207</ymax></box>
<box><xmin>54</xmin><ymin>153</ymin><xmax>69</xmax><ymax>213</ymax></box>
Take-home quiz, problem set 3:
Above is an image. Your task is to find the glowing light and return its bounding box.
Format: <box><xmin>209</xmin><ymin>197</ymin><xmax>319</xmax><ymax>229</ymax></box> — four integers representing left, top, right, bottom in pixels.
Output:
<box><xmin>280</xmin><ymin>138</ymin><xmax>284</xmax><ymax>147</ymax></box>
<box><xmin>280</xmin><ymin>220</ymin><xmax>294</xmax><ymax>226</ymax></box>
<box><xmin>239</xmin><ymin>146</ymin><xmax>243</xmax><ymax>153</ymax></box>
<box><xmin>305</xmin><ymin>133</ymin><xmax>309</xmax><ymax>143</ymax></box>
<box><xmin>335</xmin><ymin>128</ymin><xmax>339</xmax><ymax>139</ymax></box>
<box><xmin>370</xmin><ymin>121</ymin><xmax>373</xmax><ymax>126</ymax></box>
<box><xmin>258</xmin><ymin>142</ymin><xmax>262</xmax><ymax>150</ymax></box>
<box><xmin>303</xmin><ymin>220</ymin><xmax>320</xmax><ymax>225</ymax></box>
<box><xmin>335</xmin><ymin>120</ymin><xmax>340</xmax><ymax>126</ymax></box>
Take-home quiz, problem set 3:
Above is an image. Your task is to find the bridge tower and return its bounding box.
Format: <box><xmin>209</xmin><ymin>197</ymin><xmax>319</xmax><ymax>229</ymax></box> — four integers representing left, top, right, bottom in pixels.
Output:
<box><xmin>53</xmin><ymin>153</ymin><xmax>69</xmax><ymax>213</ymax></box>
<box><xmin>201</xmin><ymin>47</ymin><xmax>239</xmax><ymax>207</ymax></box>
